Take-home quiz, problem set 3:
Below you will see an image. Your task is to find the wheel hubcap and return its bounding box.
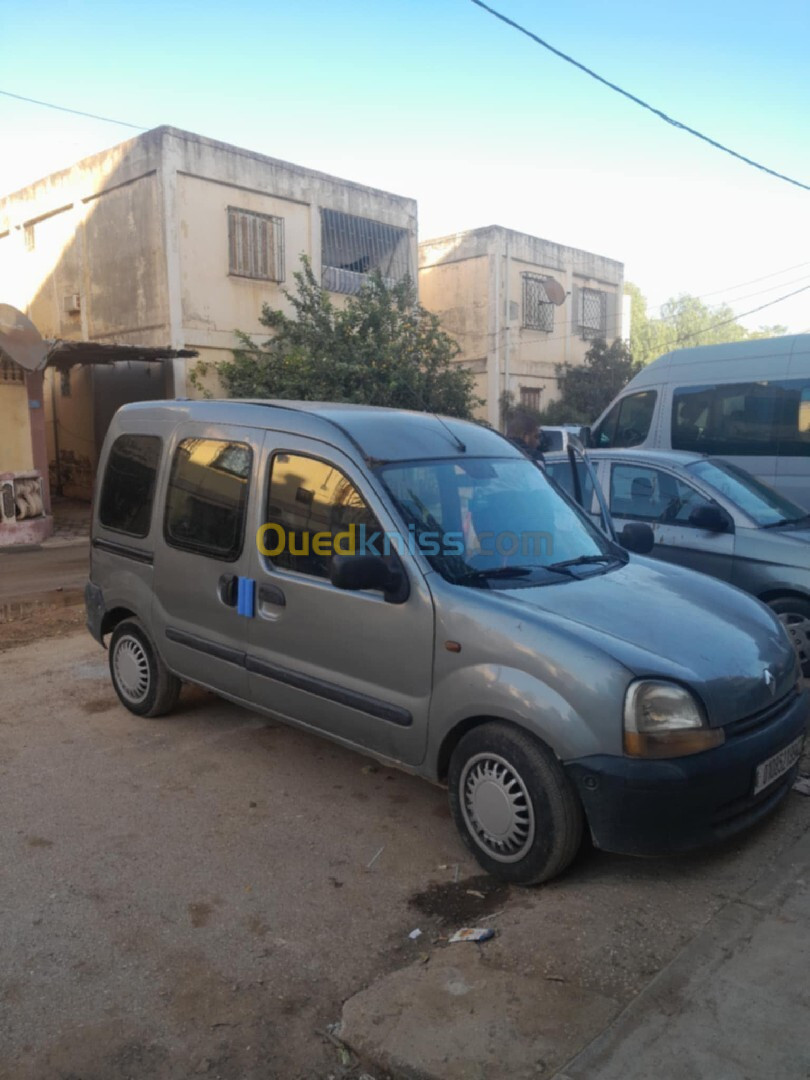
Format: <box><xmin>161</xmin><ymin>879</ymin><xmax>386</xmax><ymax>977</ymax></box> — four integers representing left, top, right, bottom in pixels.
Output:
<box><xmin>777</xmin><ymin>611</ymin><xmax>810</xmax><ymax>670</ymax></box>
<box><xmin>113</xmin><ymin>635</ymin><xmax>151</xmax><ymax>704</ymax></box>
<box><xmin>459</xmin><ymin>752</ymin><xmax>535</xmax><ymax>863</ymax></box>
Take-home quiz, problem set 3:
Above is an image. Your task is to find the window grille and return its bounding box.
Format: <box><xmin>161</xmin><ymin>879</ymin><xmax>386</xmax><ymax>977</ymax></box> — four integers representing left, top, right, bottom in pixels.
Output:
<box><xmin>522</xmin><ymin>274</ymin><xmax>554</xmax><ymax>332</ymax></box>
<box><xmin>0</xmin><ymin>355</ymin><xmax>25</xmax><ymax>384</ymax></box>
<box><xmin>227</xmin><ymin>208</ymin><xmax>284</xmax><ymax>282</ymax></box>
<box><xmin>579</xmin><ymin>288</ymin><xmax>607</xmax><ymax>338</ymax></box>
<box><xmin>321</xmin><ymin>209</ymin><xmax>410</xmax><ymax>295</ymax></box>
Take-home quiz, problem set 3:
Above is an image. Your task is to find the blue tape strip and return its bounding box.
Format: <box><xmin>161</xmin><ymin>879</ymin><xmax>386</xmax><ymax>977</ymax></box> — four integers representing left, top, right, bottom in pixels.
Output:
<box><xmin>237</xmin><ymin>576</ymin><xmax>255</xmax><ymax>618</ymax></box>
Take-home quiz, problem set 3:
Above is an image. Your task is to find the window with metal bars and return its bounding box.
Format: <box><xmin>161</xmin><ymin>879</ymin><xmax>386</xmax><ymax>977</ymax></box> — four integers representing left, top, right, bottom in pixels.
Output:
<box><xmin>520</xmin><ymin>387</ymin><xmax>542</xmax><ymax>412</ymax></box>
<box><xmin>578</xmin><ymin>288</ymin><xmax>607</xmax><ymax>338</ymax></box>
<box><xmin>0</xmin><ymin>355</ymin><xmax>25</xmax><ymax>384</ymax></box>
<box><xmin>321</xmin><ymin>209</ymin><xmax>410</xmax><ymax>295</ymax></box>
<box><xmin>522</xmin><ymin>274</ymin><xmax>554</xmax><ymax>332</ymax></box>
<box><xmin>227</xmin><ymin>207</ymin><xmax>284</xmax><ymax>282</ymax></box>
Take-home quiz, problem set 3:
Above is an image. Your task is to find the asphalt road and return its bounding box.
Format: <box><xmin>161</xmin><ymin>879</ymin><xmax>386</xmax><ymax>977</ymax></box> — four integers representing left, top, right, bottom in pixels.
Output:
<box><xmin>2</xmin><ymin>630</ymin><xmax>809</xmax><ymax>1080</ymax></box>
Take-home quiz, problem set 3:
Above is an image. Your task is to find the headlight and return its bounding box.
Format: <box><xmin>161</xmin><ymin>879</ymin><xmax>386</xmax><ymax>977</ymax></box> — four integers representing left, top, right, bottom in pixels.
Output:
<box><xmin>624</xmin><ymin>680</ymin><xmax>724</xmax><ymax>758</ymax></box>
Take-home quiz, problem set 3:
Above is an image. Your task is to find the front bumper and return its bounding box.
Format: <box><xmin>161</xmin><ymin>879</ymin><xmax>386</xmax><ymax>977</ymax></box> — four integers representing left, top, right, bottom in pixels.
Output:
<box><xmin>565</xmin><ymin>688</ymin><xmax>808</xmax><ymax>856</ymax></box>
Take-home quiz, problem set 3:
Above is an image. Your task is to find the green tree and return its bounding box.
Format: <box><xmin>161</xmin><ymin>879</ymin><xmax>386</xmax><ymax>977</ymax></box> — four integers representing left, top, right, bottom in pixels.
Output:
<box><xmin>538</xmin><ymin>338</ymin><xmax>641</xmax><ymax>425</ymax></box>
<box><xmin>205</xmin><ymin>257</ymin><xmax>480</xmax><ymax>418</ymax></box>
<box><xmin>625</xmin><ymin>282</ymin><xmax>787</xmax><ymax>367</ymax></box>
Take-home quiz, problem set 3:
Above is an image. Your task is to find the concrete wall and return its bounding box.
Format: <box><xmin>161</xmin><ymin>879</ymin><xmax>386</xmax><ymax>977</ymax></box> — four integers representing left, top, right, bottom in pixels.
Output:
<box><xmin>419</xmin><ymin>226</ymin><xmax>624</xmax><ymax>427</ymax></box>
<box><xmin>160</xmin><ymin>127</ymin><xmax>418</xmax><ymax>397</ymax></box>
<box><xmin>0</xmin><ymin>383</ymin><xmax>33</xmax><ymax>472</ymax></box>
<box><xmin>0</xmin><ymin>129</ymin><xmax>170</xmax><ymax>347</ymax></box>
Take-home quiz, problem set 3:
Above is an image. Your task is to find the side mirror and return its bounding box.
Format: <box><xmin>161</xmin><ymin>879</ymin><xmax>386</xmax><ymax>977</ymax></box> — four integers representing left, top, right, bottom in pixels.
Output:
<box><xmin>688</xmin><ymin>504</ymin><xmax>730</xmax><ymax>533</ymax></box>
<box><xmin>620</xmin><ymin>522</ymin><xmax>655</xmax><ymax>555</ymax></box>
<box><xmin>330</xmin><ymin>554</ymin><xmax>409</xmax><ymax>603</ymax></box>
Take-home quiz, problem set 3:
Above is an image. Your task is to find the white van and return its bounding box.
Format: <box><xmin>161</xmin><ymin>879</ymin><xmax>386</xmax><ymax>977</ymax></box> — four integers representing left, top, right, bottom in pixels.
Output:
<box><xmin>589</xmin><ymin>335</ymin><xmax>810</xmax><ymax>508</ymax></box>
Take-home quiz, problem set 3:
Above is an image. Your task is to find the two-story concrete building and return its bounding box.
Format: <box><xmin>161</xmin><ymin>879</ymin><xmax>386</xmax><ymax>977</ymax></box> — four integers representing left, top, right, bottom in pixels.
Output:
<box><xmin>419</xmin><ymin>226</ymin><xmax>625</xmax><ymax>427</ymax></box>
<box><xmin>0</xmin><ymin>126</ymin><xmax>417</xmax><ymax>500</ymax></box>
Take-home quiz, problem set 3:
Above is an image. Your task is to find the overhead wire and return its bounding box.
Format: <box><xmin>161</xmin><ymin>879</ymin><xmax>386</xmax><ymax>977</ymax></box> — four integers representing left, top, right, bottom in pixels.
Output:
<box><xmin>469</xmin><ymin>0</ymin><xmax>810</xmax><ymax>192</ymax></box>
<box><xmin>0</xmin><ymin>88</ymin><xmax>146</xmax><ymax>130</ymax></box>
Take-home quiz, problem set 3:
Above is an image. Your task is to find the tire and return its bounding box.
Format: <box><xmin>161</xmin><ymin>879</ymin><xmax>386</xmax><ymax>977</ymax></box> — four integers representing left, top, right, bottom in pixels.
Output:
<box><xmin>109</xmin><ymin>618</ymin><xmax>181</xmax><ymax>718</ymax></box>
<box><xmin>767</xmin><ymin>596</ymin><xmax>810</xmax><ymax>677</ymax></box>
<box><xmin>448</xmin><ymin>722</ymin><xmax>583</xmax><ymax>885</ymax></box>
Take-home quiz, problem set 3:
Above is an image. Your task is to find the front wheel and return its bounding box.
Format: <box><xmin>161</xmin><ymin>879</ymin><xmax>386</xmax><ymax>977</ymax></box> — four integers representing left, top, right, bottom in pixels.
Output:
<box><xmin>448</xmin><ymin>722</ymin><xmax>583</xmax><ymax>885</ymax></box>
<box><xmin>109</xmin><ymin>619</ymin><xmax>181</xmax><ymax>718</ymax></box>
<box><xmin>767</xmin><ymin>596</ymin><xmax>810</xmax><ymax>677</ymax></box>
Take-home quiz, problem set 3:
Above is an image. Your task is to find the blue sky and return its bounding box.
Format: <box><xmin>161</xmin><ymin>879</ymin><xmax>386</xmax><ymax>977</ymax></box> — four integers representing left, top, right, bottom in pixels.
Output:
<box><xmin>3</xmin><ymin>0</ymin><xmax>809</xmax><ymax>330</ymax></box>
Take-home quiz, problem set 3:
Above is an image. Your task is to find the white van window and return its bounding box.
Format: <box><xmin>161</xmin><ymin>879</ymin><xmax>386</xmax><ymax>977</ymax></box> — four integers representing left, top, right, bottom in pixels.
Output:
<box><xmin>164</xmin><ymin>438</ymin><xmax>251</xmax><ymax>561</ymax></box>
<box><xmin>672</xmin><ymin>381</ymin><xmax>810</xmax><ymax>456</ymax></box>
<box><xmin>99</xmin><ymin>434</ymin><xmax>162</xmax><ymax>538</ymax></box>
<box><xmin>265</xmin><ymin>453</ymin><xmax>382</xmax><ymax>580</ymax></box>
<box><xmin>592</xmin><ymin>391</ymin><xmax>656</xmax><ymax>449</ymax></box>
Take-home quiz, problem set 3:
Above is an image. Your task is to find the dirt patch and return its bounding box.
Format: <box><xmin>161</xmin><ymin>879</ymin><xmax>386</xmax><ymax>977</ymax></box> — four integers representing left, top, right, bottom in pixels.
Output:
<box><xmin>26</xmin><ymin>836</ymin><xmax>54</xmax><ymax>848</ymax></box>
<box><xmin>187</xmin><ymin>902</ymin><xmax>215</xmax><ymax>929</ymax></box>
<box><xmin>409</xmin><ymin>874</ymin><xmax>511</xmax><ymax>926</ymax></box>
<box><xmin>81</xmin><ymin>697</ymin><xmax>115</xmax><ymax>715</ymax></box>
<box><xmin>0</xmin><ymin>603</ymin><xmax>85</xmax><ymax>652</ymax></box>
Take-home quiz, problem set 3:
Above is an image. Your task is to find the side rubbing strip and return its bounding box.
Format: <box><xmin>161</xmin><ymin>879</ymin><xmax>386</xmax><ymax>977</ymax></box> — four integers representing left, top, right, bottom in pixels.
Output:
<box><xmin>165</xmin><ymin>627</ymin><xmax>246</xmax><ymax>667</ymax></box>
<box><xmin>92</xmin><ymin>538</ymin><xmax>154</xmax><ymax>565</ymax></box>
<box><xmin>245</xmin><ymin>655</ymin><xmax>412</xmax><ymax>727</ymax></box>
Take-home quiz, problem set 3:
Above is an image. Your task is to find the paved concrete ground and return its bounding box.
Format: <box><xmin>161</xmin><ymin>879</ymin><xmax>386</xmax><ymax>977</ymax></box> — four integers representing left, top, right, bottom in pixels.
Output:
<box><xmin>559</xmin><ymin>828</ymin><xmax>810</xmax><ymax>1080</ymax></box>
<box><xmin>1</xmin><ymin>627</ymin><xmax>808</xmax><ymax>1079</ymax></box>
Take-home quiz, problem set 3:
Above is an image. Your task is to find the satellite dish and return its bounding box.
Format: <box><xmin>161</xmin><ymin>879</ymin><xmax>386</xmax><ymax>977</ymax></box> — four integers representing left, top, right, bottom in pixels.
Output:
<box><xmin>0</xmin><ymin>304</ymin><xmax>48</xmax><ymax>372</ymax></box>
<box><xmin>542</xmin><ymin>278</ymin><xmax>566</xmax><ymax>307</ymax></box>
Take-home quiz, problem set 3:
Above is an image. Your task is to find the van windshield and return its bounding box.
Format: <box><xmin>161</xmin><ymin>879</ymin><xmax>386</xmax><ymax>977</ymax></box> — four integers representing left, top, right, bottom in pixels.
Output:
<box><xmin>686</xmin><ymin>459</ymin><xmax>808</xmax><ymax>528</ymax></box>
<box><xmin>377</xmin><ymin>457</ymin><xmax>623</xmax><ymax>588</ymax></box>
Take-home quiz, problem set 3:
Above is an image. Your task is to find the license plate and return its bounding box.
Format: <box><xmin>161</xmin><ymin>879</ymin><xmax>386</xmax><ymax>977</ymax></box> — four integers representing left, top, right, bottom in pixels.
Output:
<box><xmin>754</xmin><ymin>736</ymin><xmax>804</xmax><ymax>795</ymax></box>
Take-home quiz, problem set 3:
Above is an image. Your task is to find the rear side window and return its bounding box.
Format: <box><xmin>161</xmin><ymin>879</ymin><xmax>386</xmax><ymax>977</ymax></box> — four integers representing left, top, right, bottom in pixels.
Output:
<box><xmin>165</xmin><ymin>437</ymin><xmax>252</xmax><ymax>560</ymax></box>
<box><xmin>99</xmin><ymin>434</ymin><xmax>162</xmax><ymax>537</ymax></box>
<box><xmin>544</xmin><ymin>460</ymin><xmax>595</xmax><ymax>510</ymax></box>
<box><xmin>672</xmin><ymin>381</ymin><xmax>810</xmax><ymax>456</ymax></box>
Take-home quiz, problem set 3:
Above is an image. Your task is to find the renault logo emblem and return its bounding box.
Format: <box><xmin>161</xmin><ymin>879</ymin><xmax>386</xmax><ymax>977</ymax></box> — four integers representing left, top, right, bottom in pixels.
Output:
<box><xmin>764</xmin><ymin>669</ymin><xmax>776</xmax><ymax>696</ymax></box>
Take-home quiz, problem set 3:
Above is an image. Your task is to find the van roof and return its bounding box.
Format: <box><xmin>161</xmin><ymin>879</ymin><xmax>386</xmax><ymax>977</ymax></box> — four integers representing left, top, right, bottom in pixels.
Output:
<box><xmin>115</xmin><ymin>399</ymin><xmax>522</xmax><ymax>464</ymax></box>
<box><xmin>623</xmin><ymin>333</ymin><xmax>810</xmax><ymax>389</ymax></box>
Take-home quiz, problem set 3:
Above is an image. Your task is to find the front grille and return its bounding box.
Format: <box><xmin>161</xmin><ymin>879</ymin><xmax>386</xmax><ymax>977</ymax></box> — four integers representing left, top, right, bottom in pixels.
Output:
<box><xmin>723</xmin><ymin>687</ymin><xmax>799</xmax><ymax>739</ymax></box>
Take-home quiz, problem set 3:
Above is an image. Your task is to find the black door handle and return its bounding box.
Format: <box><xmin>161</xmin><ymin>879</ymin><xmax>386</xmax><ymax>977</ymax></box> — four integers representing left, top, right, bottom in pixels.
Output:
<box><xmin>218</xmin><ymin>574</ymin><xmax>238</xmax><ymax>606</ymax></box>
<box><xmin>258</xmin><ymin>583</ymin><xmax>286</xmax><ymax>607</ymax></box>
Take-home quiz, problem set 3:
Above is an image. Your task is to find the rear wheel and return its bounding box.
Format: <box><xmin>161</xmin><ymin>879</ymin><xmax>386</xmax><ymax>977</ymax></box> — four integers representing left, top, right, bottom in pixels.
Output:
<box><xmin>448</xmin><ymin>722</ymin><xmax>583</xmax><ymax>885</ymax></box>
<box><xmin>767</xmin><ymin>597</ymin><xmax>810</xmax><ymax>677</ymax></box>
<box><xmin>109</xmin><ymin>619</ymin><xmax>180</xmax><ymax>717</ymax></box>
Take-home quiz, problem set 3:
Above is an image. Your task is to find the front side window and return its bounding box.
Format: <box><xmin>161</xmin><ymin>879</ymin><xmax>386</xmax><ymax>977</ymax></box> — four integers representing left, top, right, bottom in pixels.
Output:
<box><xmin>320</xmin><ymin>209</ymin><xmax>410</xmax><ymax>295</ymax></box>
<box><xmin>265</xmin><ymin>453</ymin><xmax>382</xmax><ymax>580</ymax></box>
<box><xmin>522</xmin><ymin>274</ymin><xmax>554</xmax><ymax>332</ymax></box>
<box><xmin>228</xmin><ymin>207</ymin><xmax>284</xmax><ymax>281</ymax></box>
<box><xmin>99</xmin><ymin>434</ymin><xmax>162</xmax><ymax>537</ymax></box>
<box><xmin>379</xmin><ymin>457</ymin><xmax>617</xmax><ymax>588</ymax></box>
<box><xmin>165</xmin><ymin>438</ymin><xmax>251</xmax><ymax>560</ymax></box>
<box><xmin>609</xmin><ymin>463</ymin><xmax>714</xmax><ymax>525</ymax></box>
<box><xmin>593</xmin><ymin>391</ymin><xmax>656</xmax><ymax>449</ymax></box>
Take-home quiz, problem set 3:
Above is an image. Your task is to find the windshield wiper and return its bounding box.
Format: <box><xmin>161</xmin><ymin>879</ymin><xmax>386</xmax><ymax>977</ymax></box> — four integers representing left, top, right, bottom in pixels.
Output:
<box><xmin>762</xmin><ymin>513</ymin><xmax>810</xmax><ymax>529</ymax></box>
<box><xmin>546</xmin><ymin>553</ymin><xmax>622</xmax><ymax>574</ymax></box>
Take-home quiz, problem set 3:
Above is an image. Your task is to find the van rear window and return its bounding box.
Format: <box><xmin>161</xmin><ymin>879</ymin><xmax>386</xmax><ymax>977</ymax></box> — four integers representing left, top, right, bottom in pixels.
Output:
<box><xmin>99</xmin><ymin>434</ymin><xmax>162</xmax><ymax>537</ymax></box>
<box><xmin>164</xmin><ymin>438</ymin><xmax>252</xmax><ymax>560</ymax></box>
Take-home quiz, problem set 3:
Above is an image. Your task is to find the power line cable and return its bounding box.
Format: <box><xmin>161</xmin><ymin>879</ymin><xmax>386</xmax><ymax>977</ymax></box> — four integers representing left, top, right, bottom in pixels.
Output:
<box><xmin>0</xmin><ymin>89</ymin><xmax>146</xmax><ymax>130</ymax></box>
<box><xmin>469</xmin><ymin>0</ymin><xmax>810</xmax><ymax>192</ymax></box>
<box><xmin>665</xmin><ymin>284</ymin><xmax>810</xmax><ymax>348</ymax></box>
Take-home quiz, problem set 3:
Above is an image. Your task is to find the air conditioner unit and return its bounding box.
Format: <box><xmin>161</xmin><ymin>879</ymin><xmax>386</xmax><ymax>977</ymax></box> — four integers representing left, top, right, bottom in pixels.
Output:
<box><xmin>0</xmin><ymin>480</ymin><xmax>16</xmax><ymax>525</ymax></box>
<box><xmin>64</xmin><ymin>293</ymin><xmax>81</xmax><ymax>315</ymax></box>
